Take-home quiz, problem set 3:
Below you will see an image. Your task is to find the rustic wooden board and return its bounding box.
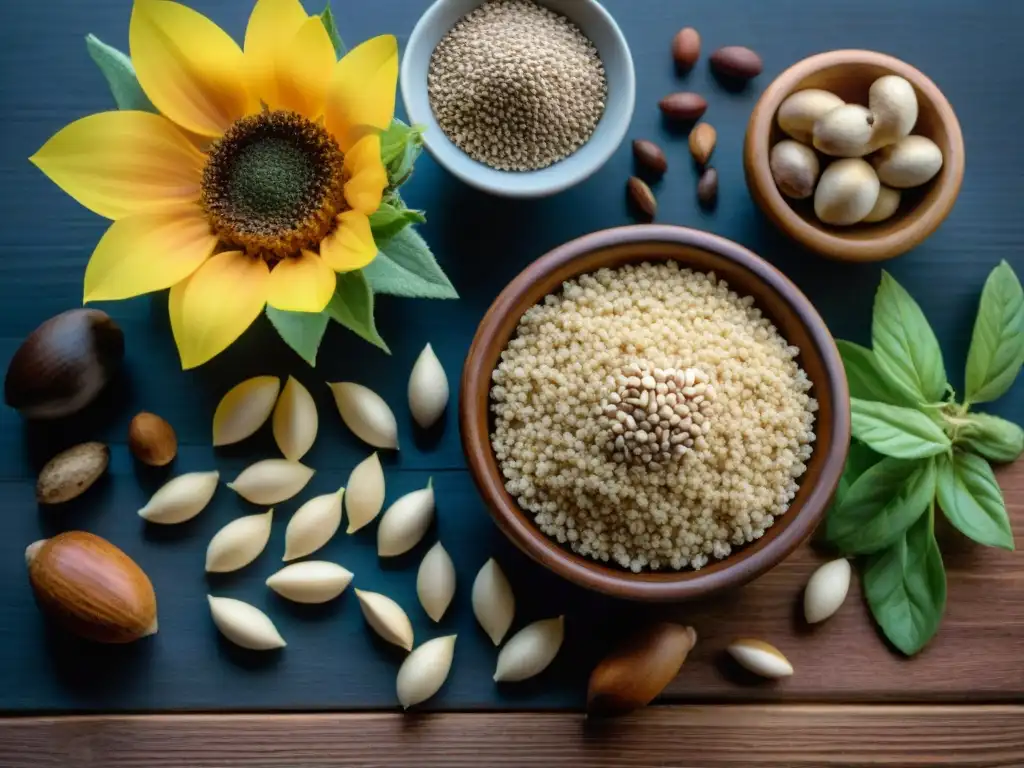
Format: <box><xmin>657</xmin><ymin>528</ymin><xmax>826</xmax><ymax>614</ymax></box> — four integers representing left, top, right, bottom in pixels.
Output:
<box><xmin>4</xmin><ymin>707</ymin><xmax>1024</xmax><ymax>767</ymax></box>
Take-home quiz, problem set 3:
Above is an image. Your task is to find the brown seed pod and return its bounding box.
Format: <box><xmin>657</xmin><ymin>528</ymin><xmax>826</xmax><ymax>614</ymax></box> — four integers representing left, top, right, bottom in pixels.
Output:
<box><xmin>36</xmin><ymin>442</ymin><xmax>110</xmax><ymax>504</ymax></box>
<box><xmin>129</xmin><ymin>412</ymin><xmax>178</xmax><ymax>467</ymax></box>
<box><xmin>627</xmin><ymin>177</ymin><xmax>657</xmax><ymax>220</ymax></box>
<box><xmin>671</xmin><ymin>27</ymin><xmax>701</xmax><ymax>69</ymax></box>
<box><xmin>698</xmin><ymin>167</ymin><xmax>719</xmax><ymax>207</ymax></box>
<box><xmin>26</xmin><ymin>532</ymin><xmax>158</xmax><ymax>644</ymax></box>
<box><xmin>710</xmin><ymin>46</ymin><xmax>764</xmax><ymax>81</ymax></box>
<box><xmin>688</xmin><ymin>123</ymin><xmax>717</xmax><ymax>166</ymax></box>
<box><xmin>658</xmin><ymin>92</ymin><xmax>708</xmax><ymax>122</ymax></box>
<box><xmin>632</xmin><ymin>139</ymin><xmax>668</xmax><ymax>176</ymax></box>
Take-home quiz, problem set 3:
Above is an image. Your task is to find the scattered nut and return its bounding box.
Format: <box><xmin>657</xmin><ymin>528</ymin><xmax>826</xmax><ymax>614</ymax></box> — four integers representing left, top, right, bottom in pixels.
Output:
<box><xmin>208</xmin><ymin>595</ymin><xmax>285</xmax><ymax>650</ymax></box>
<box><xmin>284</xmin><ymin>489</ymin><xmax>344</xmax><ymax>561</ymax></box>
<box><xmin>727</xmin><ymin>638</ymin><xmax>794</xmax><ymax>679</ymax></box>
<box><xmin>494</xmin><ymin>616</ymin><xmax>565</xmax><ymax>683</ymax></box>
<box><xmin>378</xmin><ymin>483</ymin><xmax>435</xmax><ymax>558</ymax></box>
<box><xmin>671</xmin><ymin>27</ymin><xmax>701</xmax><ymax>69</ymax></box>
<box><xmin>688</xmin><ymin>122</ymin><xmax>717</xmax><ymax>166</ymax></box>
<box><xmin>804</xmin><ymin>558</ymin><xmax>852</xmax><ymax>624</ymax></box>
<box><xmin>770</xmin><ymin>140</ymin><xmax>820</xmax><ymax>200</ymax></box>
<box><xmin>36</xmin><ymin>442</ymin><xmax>109</xmax><ymax>504</ymax></box>
<box><xmin>710</xmin><ymin>46</ymin><xmax>763</xmax><ymax>81</ymax></box>
<box><xmin>658</xmin><ymin>92</ymin><xmax>708</xmax><ymax>121</ymax></box>
<box><xmin>632</xmin><ymin>139</ymin><xmax>668</xmax><ymax>176</ymax></box>
<box><xmin>697</xmin><ymin>167</ymin><xmax>719</xmax><ymax>207</ymax></box>
<box><xmin>627</xmin><ymin>176</ymin><xmax>657</xmax><ymax>220</ymax></box>
<box><xmin>128</xmin><ymin>412</ymin><xmax>177</xmax><ymax>467</ymax></box>
<box><xmin>205</xmin><ymin>509</ymin><xmax>274</xmax><ymax>574</ymax></box>
<box><xmin>138</xmin><ymin>471</ymin><xmax>220</xmax><ymax>525</ymax></box>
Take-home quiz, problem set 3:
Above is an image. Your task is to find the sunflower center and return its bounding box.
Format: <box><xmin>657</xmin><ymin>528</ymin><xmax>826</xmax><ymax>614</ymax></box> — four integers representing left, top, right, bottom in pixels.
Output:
<box><xmin>201</xmin><ymin>110</ymin><xmax>347</xmax><ymax>260</ymax></box>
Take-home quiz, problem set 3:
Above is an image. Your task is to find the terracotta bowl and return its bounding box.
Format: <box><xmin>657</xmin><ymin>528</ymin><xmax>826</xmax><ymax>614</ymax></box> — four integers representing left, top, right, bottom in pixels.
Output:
<box><xmin>461</xmin><ymin>225</ymin><xmax>851</xmax><ymax>602</ymax></box>
<box><xmin>744</xmin><ymin>50</ymin><xmax>965</xmax><ymax>262</ymax></box>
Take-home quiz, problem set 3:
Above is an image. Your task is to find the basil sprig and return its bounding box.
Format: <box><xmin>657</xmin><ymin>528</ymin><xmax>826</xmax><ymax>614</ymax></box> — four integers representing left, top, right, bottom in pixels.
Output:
<box><xmin>828</xmin><ymin>262</ymin><xmax>1022</xmax><ymax>656</ymax></box>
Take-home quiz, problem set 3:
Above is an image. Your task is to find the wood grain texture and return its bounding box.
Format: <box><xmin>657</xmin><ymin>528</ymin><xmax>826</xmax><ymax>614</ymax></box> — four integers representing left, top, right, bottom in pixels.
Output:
<box><xmin>3</xmin><ymin>706</ymin><xmax>1023</xmax><ymax>767</ymax></box>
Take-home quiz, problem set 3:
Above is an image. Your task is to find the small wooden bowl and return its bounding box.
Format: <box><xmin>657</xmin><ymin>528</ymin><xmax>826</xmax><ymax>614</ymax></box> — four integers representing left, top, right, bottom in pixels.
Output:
<box><xmin>461</xmin><ymin>226</ymin><xmax>851</xmax><ymax>602</ymax></box>
<box><xmin>744</xmin><ymin>50</ymin><xmax>965</xmax><ymax>262</ymax></box>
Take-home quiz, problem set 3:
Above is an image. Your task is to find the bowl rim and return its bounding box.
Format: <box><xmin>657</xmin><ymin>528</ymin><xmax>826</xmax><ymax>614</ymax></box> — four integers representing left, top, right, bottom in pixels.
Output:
<box><xmin>744</xmin><ymin>49</ymin><xmax>966</xmax><ymax>262</ymax></box>
<box><xmin>460</xmin><ymin>224</ymin><xmax>851</xmax><ymax>601</ymax></box>
<box><xmin>399</xmin><ymin>0</ymin><xmax>636</xmax><ymax>198</ymax></box>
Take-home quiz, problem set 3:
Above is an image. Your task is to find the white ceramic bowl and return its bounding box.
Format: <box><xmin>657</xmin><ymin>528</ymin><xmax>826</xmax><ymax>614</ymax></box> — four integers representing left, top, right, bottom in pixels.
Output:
<box><xmin>400</xmin><ymin>0</ymin><xmax>636</xmax><ymax>198</ymax></box>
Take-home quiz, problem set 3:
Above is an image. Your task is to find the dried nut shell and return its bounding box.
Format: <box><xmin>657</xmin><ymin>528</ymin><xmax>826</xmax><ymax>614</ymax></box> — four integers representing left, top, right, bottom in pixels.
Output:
<box><xmin>283</xmin><ymin>489</ymin><xmax>344</xmax><ymax>561</ymax></box>
<box><xmin>128</xmin><ymin>412</ymin><xmax>177</xmax><ymax>466</ymax></box>
<box><xmin>812</xmin><ymin>104</ymin><xmax>876</xmax><ymax>157</ymax></box>
<box><xmin>227</xmin><ymin>458</ymin><xmax>314</xmax><ymax>504</ymax></box>
<box><xmin>377</xmin><ymin>484</ymin><xmax>435</xmax><ymax>557</ymax></box>
<box><xmin>587</xmin><ymin>624</ymin><xmax>697</xmax><ymax>716</ymax></box>
<box><xmin>871</xmin><ymin>135</ymin><xmax>943</xmax><ymax>189</ymax></box>
<box><xmin>266</xmin><ymin>561</ymin><xmax>354</xmax><ymax>604</ymax></box>
<box><xmin>138</xmin><ymin>470</ymin><xmax>220</xmax><ymax>524</ymax></box>
<box><xmin>727</xmin><ymin>638</ymin><xmax>794</xmax><ymax>678</ymax></box>
<box><xmin>770</xmin><ymin>140</ymin><xmax>821</xmax><ymax>200</ymax></box>
<box><xmin>408</xmin><ymin>344</ymin><xmax>449</xmax><ymax>429</ymax></box>
<box><xmin>709</xmin><ymin>46</ymin><xmax>763</xmax><ymax>80</ymax></box>
<box><xmin>213</xmin><ymin>376</ymin><xmax>280</xmax><ymax>446</ymax></box>
<box><xmin>397</xmin><ymin>635</ymin><xmax>457</xmax><ymax>709</ymax></box>
<box><xmin>868</xmin><ymin>75</ymin><xmax>918</xmax><ymax>146</ymax></box>
<box><xmin>863</xmin><ymin>186</ymin><xmax>902</xmax><ymax>223</ymax></box>
<box><xmin>205</xmin><ymin>509</ymin><xmax>274</xmax><ymax>573</ymax></box>
<box><xmin>688</xmin><ymin>123</ymin><xmax>717</xmax><ymax>166</ymax></box>
<box><xmin>804</xmin><ymin>558</ymin><xmax>852</xmax><ymax>624</ymax></box>
<box><xmin>494</xmin><ymin>616</ymin><xmax>565</xmax><ymax>683</ymax></box>
<box><xmin>346</xmin><ymin>453</ymin><xmax>386</xmax><ymax>533</ymax></box>
<box><xmin>4</xmin><ymin>308</ymin><xmax>124</xmax><ymax>419</ymax></box>
<box><xmin>273</xmin><ymin>375</ymin><xmax>318</xmax><ymax>461</ymax></box>
<box><xmin>671</xmin><ymin>27</ymin><xmax>701</xmax><ymax>69</ymax></box>
<box><xmin>36</xmin><ymin>442</ymin><xmax>109</xmax><ymax>504</ymax></box>
<box><xmin>472</xmin><ymin>558</ymin><xmax>515</xmax><ymax>646</ymax></box>
<box><xmin>777</xmin><ymin>89</ymin><xmax>845</xmax><ymax>144</ymax></box>
<box><xmin>208</xmin><ymin>595</ymin><xmax>286</xmax><ymax>650</ymax></box>
<box><xmin>26</xmin><ymin>532</ymin><xmax>157</xmax><ymax>643</ymax></box>
<box><xmin>417</xmin><ymin>542</ymin><xmax>456</xmax><ymax>622</ymax></box>
<box><xmin>814</xmin><ymin>158</ymin><xmax>880</xmax><ymax>226</ymax></box>
<box><xmin>328</xmin><ymin>382</ymin><xmax>399</xmax><ymax>449</ymax></box>
<box><xmin>627</xmin><ymin>177</ymin><xmax>656</xmax><ymax>220</ymax></box>
<box><xmin>632</xmin><ymin>139</ymin><xmax>668</xmax><ymax>175</ymax></box>
<box><xmin>355</xmin><ymin>589</ymin><xmax>414</xmax><ymax>651</ymax></box>
<box><xmin>658</xmin><ymin>92</ymin><xmax>707</xmax><ymax>121</ymax></box>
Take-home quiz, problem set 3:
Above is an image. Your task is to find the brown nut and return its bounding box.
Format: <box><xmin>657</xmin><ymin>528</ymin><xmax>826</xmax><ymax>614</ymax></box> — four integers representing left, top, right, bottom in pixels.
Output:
<box><xmin>671</xmin><ymin>27</ymin><xmax>701</xmax><ymax>69</ymax></box>
<box><xmin>698</xmin><ymin>167</ymin><xmax>719</xmax><ymax>207</ymax></box>
<box><xmin>128</xmin><ymin>412</ymin><xmax>178</xmax><ymax>467</ymax></box>
<box><xmin>632</xmin><ymin>139</ymin><xmax>668</xmax><ymax>175</ymax></box>
<box><xmin>36</xmin><ymin>442</ymin><xmax>110</xmax><ymax>504</ymax></box>
<box><xmin>659</xmin><ymin>92</ymin><xmax>707</xmax><ymax>122</ymax></box>
<box><xmin>710</xmin><ymin>46</ymin><xmax>763</xmax><ymax>81</ymax></box>
<box><xmin>627</xmin><ymin>177</ymin><xmax>657</xmax><ymax>220</ymax></box>
<box><xmin>688</xmin><ymin>123</ymin><xmax>717</xmax><ymax>166</ymax></box>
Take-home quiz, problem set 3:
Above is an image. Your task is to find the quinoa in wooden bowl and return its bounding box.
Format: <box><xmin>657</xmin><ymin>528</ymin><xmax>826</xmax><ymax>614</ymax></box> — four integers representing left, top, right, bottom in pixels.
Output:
<box><xmin>461</xmin><ymin>225</ymin><xmax>850</xmax><ymax>602</ymax></box>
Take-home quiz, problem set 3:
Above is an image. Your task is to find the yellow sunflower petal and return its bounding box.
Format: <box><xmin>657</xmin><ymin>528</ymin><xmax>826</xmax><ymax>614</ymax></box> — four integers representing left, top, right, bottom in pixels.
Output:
<box><xmin>319</xmin><ymin>211</ymin><xmax>377</xmax><ymax>272</ymax></box>
<box><xmin>169</xmin><ymin>251</ymin><xmax>270</xmax><ymax>370</ymax></box>
<box><xmin>267</xmin><ymin>250</ymin><xmax>337</xmax><ymax>312</ymax></box>
<box><xmin>85</xmin><ymin>203</ymin><xmax>216</xmax><ymax>302</ymax></box>
<box><xmin>272</xmin><ymin>17</ymin><xmax>337</xmax><ymax>118</ymax></box>
<box><xmin>131</xmin><ymin>0</ymin><xmax>254</xmax><ymax>137</ymax></box>
<box><xmin>244</xmin><ymin>0</ymin><xmax>308</xmax><ymax>70</ymax></box>
<box><xmin>325</xmin><ymin>34</ymin><xmax>398</xmax><ymax>151</ymax></box>
<box><xmin>343</xmin><ymin>134</ymin><xmax>388</xmax><ymax>215</ymax></box>
<box><xmin>30</xmin><ymin>111</ymin><xmax>205</xmax><ymax>220</ymax></box>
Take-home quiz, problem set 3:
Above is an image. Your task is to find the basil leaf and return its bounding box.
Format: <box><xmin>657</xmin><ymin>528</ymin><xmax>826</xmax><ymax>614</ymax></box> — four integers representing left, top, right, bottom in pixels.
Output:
<box><xmin>827</xmin><ymin>456</ymin><xmax>935</xmax><ymax>554</ymax></box>
<box><xmin>851</xmin><ymin>398</ymin><xmax>951</xmax><ymax>459</ymax></box>
<box><xmin>266</xmin><ymin>307</ymin><xmax>329</xmax><ymax>366</ymax></box>
<box><xmin>369</xmin><ymin>203</ymin><xmax>427</xmax><ymax>247</ymax></box>
<box><xmin>936</xmin><ymin>451</ymin><xmax>1014</xmax><ymax>550</ymax></box>
<box><xmin>320</xmin><ymin>2</ymin><xmax>347</xmax><ymax>58</ymax></box>
<box><xmin>863</xmin><ymin>510</ymin><xmax>946</xmax><ymax>656</ymax></box>
<box><xmin>872</xmin><ymin>271</ymin><xmax>947</xmax><ymax>404</ymax></box>
<box><xmin>326</xmin><ymin>270</ymin><xmax>390</xmax><ymax>353</ymax></box>
<box><xmin>964</xmin><ymin>260</ymin><xmax>1024</xmax><ymax>405</ymax></box>
<box><xmin>363</xmin><ymin>227</ymin><xmax>459</xmax><ymax>300</ymax></box>
<box><xmin>836</xmin><ymin>339</ymin><xmax>913</xmax><ymax>406</ymax></box>
<box><xmin>956</xmin><ymin>412</ymin><xmax>1024</xmax><ymax>463</ymax></box>
<box><xmin>85</xmin><ymin>34</ymin><xmax>156</xmax><ymax>112</ymax></box>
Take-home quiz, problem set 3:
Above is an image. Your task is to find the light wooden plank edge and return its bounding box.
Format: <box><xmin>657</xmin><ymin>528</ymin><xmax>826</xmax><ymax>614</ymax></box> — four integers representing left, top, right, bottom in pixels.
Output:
<box><xmin>3</xmin><ymin>705</ymin><xmax>1023</xmax><ymax>767</ymax></box>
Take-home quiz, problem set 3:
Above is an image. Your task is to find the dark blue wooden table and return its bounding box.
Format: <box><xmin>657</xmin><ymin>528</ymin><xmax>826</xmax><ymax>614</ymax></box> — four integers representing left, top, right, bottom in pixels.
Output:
<box><xmin>0</xmin><ymin>0</ymin><xmax>1021</xmax><ymax>717</ymax></box>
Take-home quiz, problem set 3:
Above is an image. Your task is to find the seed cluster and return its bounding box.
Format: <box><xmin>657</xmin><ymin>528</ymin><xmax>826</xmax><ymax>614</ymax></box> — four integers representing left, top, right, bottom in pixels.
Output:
<box><xmin>428</xmin><ymin>0</ymin><xmax>608</xmax><ymax>172</ymax></box>
<box><xmin>490</xmin><ymin>263</ymin><xmax>817</xmax><ymax>572</ymax></box>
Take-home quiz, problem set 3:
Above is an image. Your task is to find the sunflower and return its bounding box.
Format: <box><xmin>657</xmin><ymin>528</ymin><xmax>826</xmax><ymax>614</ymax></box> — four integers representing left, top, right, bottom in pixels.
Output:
<box><xmin>30</xmin><ymin>0</ymin><xmax>397</xmax><ymax>369</ymax></box>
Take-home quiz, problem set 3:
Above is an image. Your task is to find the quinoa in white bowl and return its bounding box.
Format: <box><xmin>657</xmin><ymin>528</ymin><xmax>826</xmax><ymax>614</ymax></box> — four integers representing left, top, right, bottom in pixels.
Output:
<box><xmin>489</xmin><ymin>261</ymin><xmax>818</xmax><ymax>572</ymax></box>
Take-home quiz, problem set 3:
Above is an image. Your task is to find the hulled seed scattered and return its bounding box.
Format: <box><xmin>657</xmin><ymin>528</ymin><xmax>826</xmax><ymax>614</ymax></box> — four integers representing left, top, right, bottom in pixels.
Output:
<box><xmin>428</xmin><ymin>0</ymin><xmax>608</xmax><ymax>172</ymax></box>
<box><xmin>490</xmin><ymin>262</ymin><xmax>817</xmax><ymax>573</ymax></box>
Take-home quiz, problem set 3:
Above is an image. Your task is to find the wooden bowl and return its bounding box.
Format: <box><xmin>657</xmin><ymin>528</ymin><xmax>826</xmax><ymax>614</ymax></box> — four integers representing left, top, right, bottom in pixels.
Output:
<box><xmin>461</xmin><ymin>225</ymin><xmax>851</xmax><ymax>602</ymax></box>
<box><xmin>744</xmin><ymin>50</ymin><xmax>965</xmax><ymax>262</ymax></box>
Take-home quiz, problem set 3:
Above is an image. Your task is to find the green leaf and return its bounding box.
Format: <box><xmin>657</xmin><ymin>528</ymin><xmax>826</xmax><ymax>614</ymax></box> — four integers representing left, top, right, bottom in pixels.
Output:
<box><xmin>831</xmin><ymin>440</ymin><xmax>884</xmax><ymax>508</ymax></box>
<box><xmin>369</xmin><ymin>203</ymin><xmax>427</xmax><ymax>247</ymax></box>
<box><xmin>326</xmin><ymin>270</ymin><xmax>390</xmax><ymax>353</ymax></box>
<box><xmin>851</xmin><ymin>398</ymin><xmax>951</xmax><ymax>459</ymax></box>
<box><xmin>380</xmin><ymin>119</ymin><xmax>425</xmax><ymax>187</ymax></box>
<box><xmin>863</xmin><ymin>509</ymin><xmax>946</xmax><ymax>656</ymax></box>
<box><xmin>872</xmin><ymin>271</ymin><xmax>948</xmax><ymax>404</ymax></box>
<box><xmin>827</xmin><ymin>456</ymin><xmax>936</xmax><ymax>554</ymax></box>
<box><xmin>956</xmin><ymin>412</ymin><xmax>1024</xmax><ymax>463</ymax></box>
<box><xmin>936</xmin><ymin>451</ymin><xmax>1014</xmax><ymax>550</ymax></box>
<box><xmin>363</xmin><ymin>227</ymin><xmax>459</xmax><ymax>300</ymax></box>
<box><xmin>836</xmin><ymin>339</ymin><xmax>913</xmax><ymax>406</ymax></box>
<box><xmin>266</xmin><ymin>307</ymin><xmax>330</xmax><ymax>366</ymax></box>
<box><xmin>964</xmin><ymin>260</ymin><xmax>1024</xmax><ymax>405</ymax></box>
<box><xmin>85</xmin><ymin>34</ymin><xmax>156</xmax><ymax>112</ymax></box>
<box><xmin>320</xmin><ymin>2</ymin><xmax>347</xmax><ymax>58</ymax></box>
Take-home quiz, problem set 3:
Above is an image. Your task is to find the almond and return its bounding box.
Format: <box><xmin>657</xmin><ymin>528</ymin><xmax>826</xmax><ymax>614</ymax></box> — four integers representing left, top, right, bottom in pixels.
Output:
<box><xmin>671</xmin><ymin>27</ymin><xmax>701</xmax><ymax>69</ymax></box>
<box><xmin>688</xmin><ymin>123</ymin><xmax>717</xmax><ymax>166</ymax></box>
<box><xmin>627</xmin><ymin>177</ymin><xmax>657</xmax><ymax>220</ymax></box>
<box><xmin>658</xmin><ymin>92</ymin><xmax>707</xmax><ymax>122</ymax></box>
<box><xmin>632</xmin><ymin>139</ymin><xmax>667</xmax><ymax>176</ymax></box>
<box><xmin>710</xmin><ymin>46</ymin><xmax>763</xmax><ymax>81</ymax></box>
<box><xmin>128</xmin><ymin>412</ymin><xmax>177</xmax><ymax>467</ymax></box>
<box><xmin>36</xmin><ymin>442</ymin><xmax>109</xmax><ymax>504</ymax></box>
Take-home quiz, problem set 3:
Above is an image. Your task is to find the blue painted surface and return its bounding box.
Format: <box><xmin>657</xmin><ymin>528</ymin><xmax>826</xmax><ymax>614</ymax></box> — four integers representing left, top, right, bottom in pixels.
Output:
<box><xmin>0</xmin><ymin>0</ymin><xmax>1020</xmax><ymax>712</ymax></box>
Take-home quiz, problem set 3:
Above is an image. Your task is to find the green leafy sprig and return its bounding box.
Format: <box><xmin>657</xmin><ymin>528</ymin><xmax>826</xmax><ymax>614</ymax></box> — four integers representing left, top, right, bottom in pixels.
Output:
<box><xmin>85</xmin><ymin>1</ymin><xmax>457</xmax><ymax>367</ymax></box>
<box><xmin>828</xmin><ymin>261</ymin><xmax>1023</xmax><ymax>656</ymax></box>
